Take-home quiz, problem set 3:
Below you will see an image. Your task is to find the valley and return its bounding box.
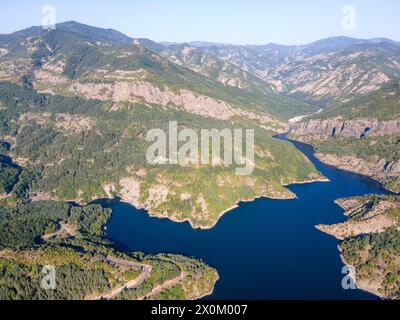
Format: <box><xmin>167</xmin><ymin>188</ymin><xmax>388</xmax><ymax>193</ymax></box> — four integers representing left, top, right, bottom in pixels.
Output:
<box><xmin>0</xmin><ymin>20</ymin><xmax>399</xmax><ymax>300</ymax></box>
<box><xmin>290</xmin><ymin>81</ymin><xmax>400</xmax><ymax>192</ymax></box>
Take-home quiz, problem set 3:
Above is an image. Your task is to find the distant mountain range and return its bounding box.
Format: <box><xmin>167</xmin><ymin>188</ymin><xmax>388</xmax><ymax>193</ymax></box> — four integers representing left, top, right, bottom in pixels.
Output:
<box><xmin>132</xmin><ymin>31</ymin><xmax>400</xmax><ymax>106</ymax></box>
<box><xmin>3</xmin><ymin>21</ymin><xmax>400</xmax><ymax>107</ymax></box>
<box><xmin>0</xmin><ymin>20</ymin><xmax>399</xmax><ymax>300</ymax></box>
<box><xmin>0</xmin><ymin>20</ymin><xmax>399</xmax><ymax>214</ymax></box>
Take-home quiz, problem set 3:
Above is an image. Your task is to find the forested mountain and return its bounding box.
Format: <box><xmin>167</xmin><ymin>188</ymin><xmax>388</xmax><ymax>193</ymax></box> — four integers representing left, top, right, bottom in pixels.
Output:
<box><xmin>0</xmin><ymin>22</ymin><xmax>323</xmax><ymax>229</ymax></box>
<box><xmin>290</xmin><ymin>81</ymin><xmax>400</xmax><ymax>192</ymax></box>
<box><xmin>1</xmin><ymin>21</ymin><xmax>400</xmax><ymax>300</ymax></box>
<box><xmin>0</xmin><ymin>200</ymin><xmax>218</xmax><ymax>300</ymax></box>
<box><xmin>307</xmin><ymin>80</ymin><xmax>400</xmax><ymax>121</ymax></box>
<box><xmin>0</xmin><ymin>21</ymin><xmax>315</xmax><ymax>122</ymax></box>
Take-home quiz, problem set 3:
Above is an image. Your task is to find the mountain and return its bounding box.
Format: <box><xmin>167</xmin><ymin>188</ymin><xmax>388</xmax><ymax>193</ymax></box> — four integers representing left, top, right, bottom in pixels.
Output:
<box><xmin>0</xmin><ymin>199</ymin><xmax>219</xmax><ymax>300</ymax></box>
<box><xmin>0</xmin><ymin>24</ymin><xmax>223</xmax><ymax>301</ymax></box>
<box><xmin>0</xmin><ymin>22</ymin><xmax>317</xmax><ymax>121</ymax></box>
<box><xmin>54</xmin><ymin>21</ymin><xmax>134</xmax><ymax>45</ymax></box>
<box><xmin>0</xmin><ymin>21</ymin><xmax>133</xmax><ymax>48</ymax></box>
<box><xmin>139</xmin><ymin>42</ymin><xmax>319</xmax><ymax>118</ymax></box>
<box><xmin>130</xmin><ymin>39</ymin><xmax>318</xmax><ymax>119</ymax></box>
<box><xmin>308</xmin><ymin>80</ymin><xmax>400</xmax><ymax>121</ymax></box>
<box><xmin>186</xmin><ymin>37</ymin><xmax>400</xmax><ymax>106</ymax></box>
<box><xmin>298</xmin><ymin>36</ymin><xmax>399</xmax><ymax>55</ymax></box>
<box><xmin>0</xmin><ymin>22</ymin><xmax>322</xmax><ymax>229</ymax></box>
<box><xmin>133</xmin><ymin>37</ymin><xmax>165</xmax><ymax>53</ymax></box>
<box><xmin>290</xmin><ymin>81</ymin><xmax>400</xmax><ymax>192</ymax></box>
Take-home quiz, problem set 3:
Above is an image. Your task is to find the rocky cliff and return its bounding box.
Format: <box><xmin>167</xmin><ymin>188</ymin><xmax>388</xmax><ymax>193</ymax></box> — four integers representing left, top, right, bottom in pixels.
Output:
<box><xmin>290</xmin><ymin>116</ymin><xmax>400</xmax><ymax>192</ymax></box>
<box><xmin>315</xmin><ymin>153</ymin><xmax>400</xmax><ymax>192</ymax></box>
<box><xmin>316</xmin><ymin>196</ymin><xmax>400</xmax><ymax>240</ymax></box>
<box><xmin>291</xmin><ymin>117</ymin><xmax>400</xmax><ymax>138</ymax></box>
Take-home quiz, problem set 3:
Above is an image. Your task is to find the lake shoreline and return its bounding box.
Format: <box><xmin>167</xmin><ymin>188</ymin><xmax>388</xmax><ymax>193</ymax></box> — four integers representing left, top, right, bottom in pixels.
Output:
<box><xmin>106</xmin><ymin>133</ymin><xmax>387</xmax><ymax>299</ymax></box>
<box><xmin>98</xmin><ymin>173</ymin><xmax>329</xmax><ymax>231</ymax></box>
<box><xmin>286</xmin><ymin>135</ymin><xmax>398</xmax><ymax>195</ymax></box>
<box><xmin>337</xmin><ymin>246</ymin><xmax>383</xmax><ymax>300</ymax></box>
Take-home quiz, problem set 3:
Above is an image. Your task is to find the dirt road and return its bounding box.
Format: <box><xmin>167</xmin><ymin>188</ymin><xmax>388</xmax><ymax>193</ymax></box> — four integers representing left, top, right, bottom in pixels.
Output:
<box><xmin>87</xmin><ymin>255</ymin><xmax>152</xmax><ymax>300</ymax></box>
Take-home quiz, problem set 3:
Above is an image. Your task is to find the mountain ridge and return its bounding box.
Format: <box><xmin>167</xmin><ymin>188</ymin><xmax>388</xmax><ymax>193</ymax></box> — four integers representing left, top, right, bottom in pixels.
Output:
<box><xmin>0</xmin><ymin>21</ymin><xmax>324</xmax><ymax>229</ymax></box>
<box><xmin>3</xmin><ymin>21</ymin><xmax>399</xmax><ymax>52</ymax></box>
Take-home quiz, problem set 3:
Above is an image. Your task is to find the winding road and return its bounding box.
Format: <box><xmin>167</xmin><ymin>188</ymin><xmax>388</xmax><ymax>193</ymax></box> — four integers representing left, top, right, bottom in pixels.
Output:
<box><xmin>87</xmin><ymin>255</ymin><xmax>187</xmax><ymax>300</ymax></box>
<box><xmin>139</xmin><ymin>271</ymin><xmax>186</xmax><ymax>300</ymax></box>
<box><xmin>87</xmin><ymin>255</ymin><xmax>152</xmax><ymax>300</ymax></box>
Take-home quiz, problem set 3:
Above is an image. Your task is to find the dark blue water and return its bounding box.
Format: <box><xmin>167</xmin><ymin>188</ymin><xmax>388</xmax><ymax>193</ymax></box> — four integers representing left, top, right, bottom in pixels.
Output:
<box><xmin>105</xmin><ymin>136</ymin><xmax>391</xmax><ymax>299</ymax></box>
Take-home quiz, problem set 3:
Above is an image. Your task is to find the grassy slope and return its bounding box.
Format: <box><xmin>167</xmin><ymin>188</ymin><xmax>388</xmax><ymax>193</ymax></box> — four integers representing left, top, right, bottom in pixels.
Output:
<box><xmin>310</xmin><ymin>81</ymin><xmax>400</xmax><ymax>121</ymax></box>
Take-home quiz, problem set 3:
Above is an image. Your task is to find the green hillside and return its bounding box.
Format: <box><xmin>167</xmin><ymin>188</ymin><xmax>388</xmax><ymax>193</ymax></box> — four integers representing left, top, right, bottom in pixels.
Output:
<box><xmin>311</xmin><ymin>80</ymin><xmax>400</xmax><ymax>121</ymax></box>
<box><xmin>293</xmin><ymin>81</ymin><xmax>400</xmax><ymax>192</ymax></box>
<box><xmin>0</xmin><ymin>200</ymin><xmax>218</xmax><ymax>300</ymax></box>
<box><xmin>0</xmin><ymin>23</ymin><xmax>317</xmax><ymax>121</ymax></box>
<box><xmin>0</xmin><ymin>82</ymin><xmax>322</xmax><ymax>228</ymax></box>
<box><xmin>155</xmin><ymin>43</ymin><xmax>318</xmax><ymax>119</ymax></box>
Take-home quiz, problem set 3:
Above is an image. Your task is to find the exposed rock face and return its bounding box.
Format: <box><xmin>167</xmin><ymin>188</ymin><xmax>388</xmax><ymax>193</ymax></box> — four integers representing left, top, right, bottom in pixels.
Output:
<box><xmin>316</xmin><ymin>200</ymin><xmax>399</xmax><ymax>240</ymax></box>
<box><xmin>290</xmin><ymin>116</ymin><xmax>400</xmax><ymax>192</ymax></box>
<box><xmin>0</xmin><ymin>48</ymin><xmax>9</xmax><ymax>57</ymax></box>
<box><xmin>19</xmin><ymin>112</ymin><xmax>93</xmax><ymax>134</ymax></box>
<box><xmin>69</xmin><ymin>81</ymin><xmax>285</xmax><ymax>129</ymax></box>
<box><xmin>315</xmin><ymin>153</ymin><xmax>400</xmax><ymax>192</ymax></box>
<box><xmin>198</xmin><ymin>44</ymin><xmax>400</xmax><ymax>104</ymax></box>
<box><xmin>316</xmin><ymin>195</ymin><xmax>400</xmax><ymax>299</ymax></box>
<box><xmin>291</xmin><ymin>118</ymin><xmax>400</xmax><ymax>138</ymax></box>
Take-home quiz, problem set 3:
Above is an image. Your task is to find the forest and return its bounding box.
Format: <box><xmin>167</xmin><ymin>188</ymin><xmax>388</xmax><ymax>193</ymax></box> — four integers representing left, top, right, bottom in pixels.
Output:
<box><xmin>0</xmin><ymin>197</ymin><xmax>218</xmax><ymax>300</ymax></box>
<box><xmin>0</xmin><ymin>81</ymin><xmax>319</xmax><ymax>228</ymax></box>
<box><xmin>341</xmin><ymin>227</ymin><xmax>400</xmax><ymax>299</ymax></box>
<box><xmin>0</xmin><ymin>201</ymin><xmax>111</xmax><ymax>249</ymax></box>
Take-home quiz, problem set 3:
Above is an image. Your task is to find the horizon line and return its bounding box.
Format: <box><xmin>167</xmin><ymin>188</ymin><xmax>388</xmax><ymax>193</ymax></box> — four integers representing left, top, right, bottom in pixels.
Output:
<box><xmin>1</xmin><ymin>20</ymin><xmax>399</xmax><ymax>47</ymax></box>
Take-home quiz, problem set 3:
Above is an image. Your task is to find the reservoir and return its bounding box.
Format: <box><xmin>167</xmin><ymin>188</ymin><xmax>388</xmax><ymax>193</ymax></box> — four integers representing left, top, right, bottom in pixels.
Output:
<box><xmin>105</xmin><ymin>136</ymin><xmax>389</xmax><ymax>299</ymax></box>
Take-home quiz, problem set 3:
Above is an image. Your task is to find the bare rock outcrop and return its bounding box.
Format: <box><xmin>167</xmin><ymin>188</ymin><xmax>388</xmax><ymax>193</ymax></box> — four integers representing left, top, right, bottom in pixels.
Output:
<box><xmin>291</xmin><ymin>117</ymin><xmax>400</xmax><ymax>138</ymax></box>
<box><xmin>68</xmin><ymin>81</ymin><xmax>284</xmax><ymax>130</ymax></box>
<box><xmin>316</xmin><ymin>153</ymin><xmax>400</xmax><ymax>177</ymax></box>
<box><xmin>315</xmin><ymin>153</ymin><xmax>400</xmax><ymax>192</ymax></box>
<box><xmin>316</xmin><ymin>198</ymin><xmax>399</xmax><ymax>240</ymax></box>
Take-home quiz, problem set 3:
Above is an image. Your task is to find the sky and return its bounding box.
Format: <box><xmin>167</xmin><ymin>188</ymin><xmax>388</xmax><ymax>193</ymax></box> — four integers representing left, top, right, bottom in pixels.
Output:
<box><xmin>0</xmin><ymin>0</ymin><xmax>399</xmax><ymax>45</ymax></box>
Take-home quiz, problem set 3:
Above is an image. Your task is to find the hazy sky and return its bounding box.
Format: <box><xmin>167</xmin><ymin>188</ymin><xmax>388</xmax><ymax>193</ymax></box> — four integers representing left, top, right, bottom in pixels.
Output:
<box><xmin>1</xmin><ymin>0</ymin><xmax>399</xmax><ymax>45</ymax></box>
